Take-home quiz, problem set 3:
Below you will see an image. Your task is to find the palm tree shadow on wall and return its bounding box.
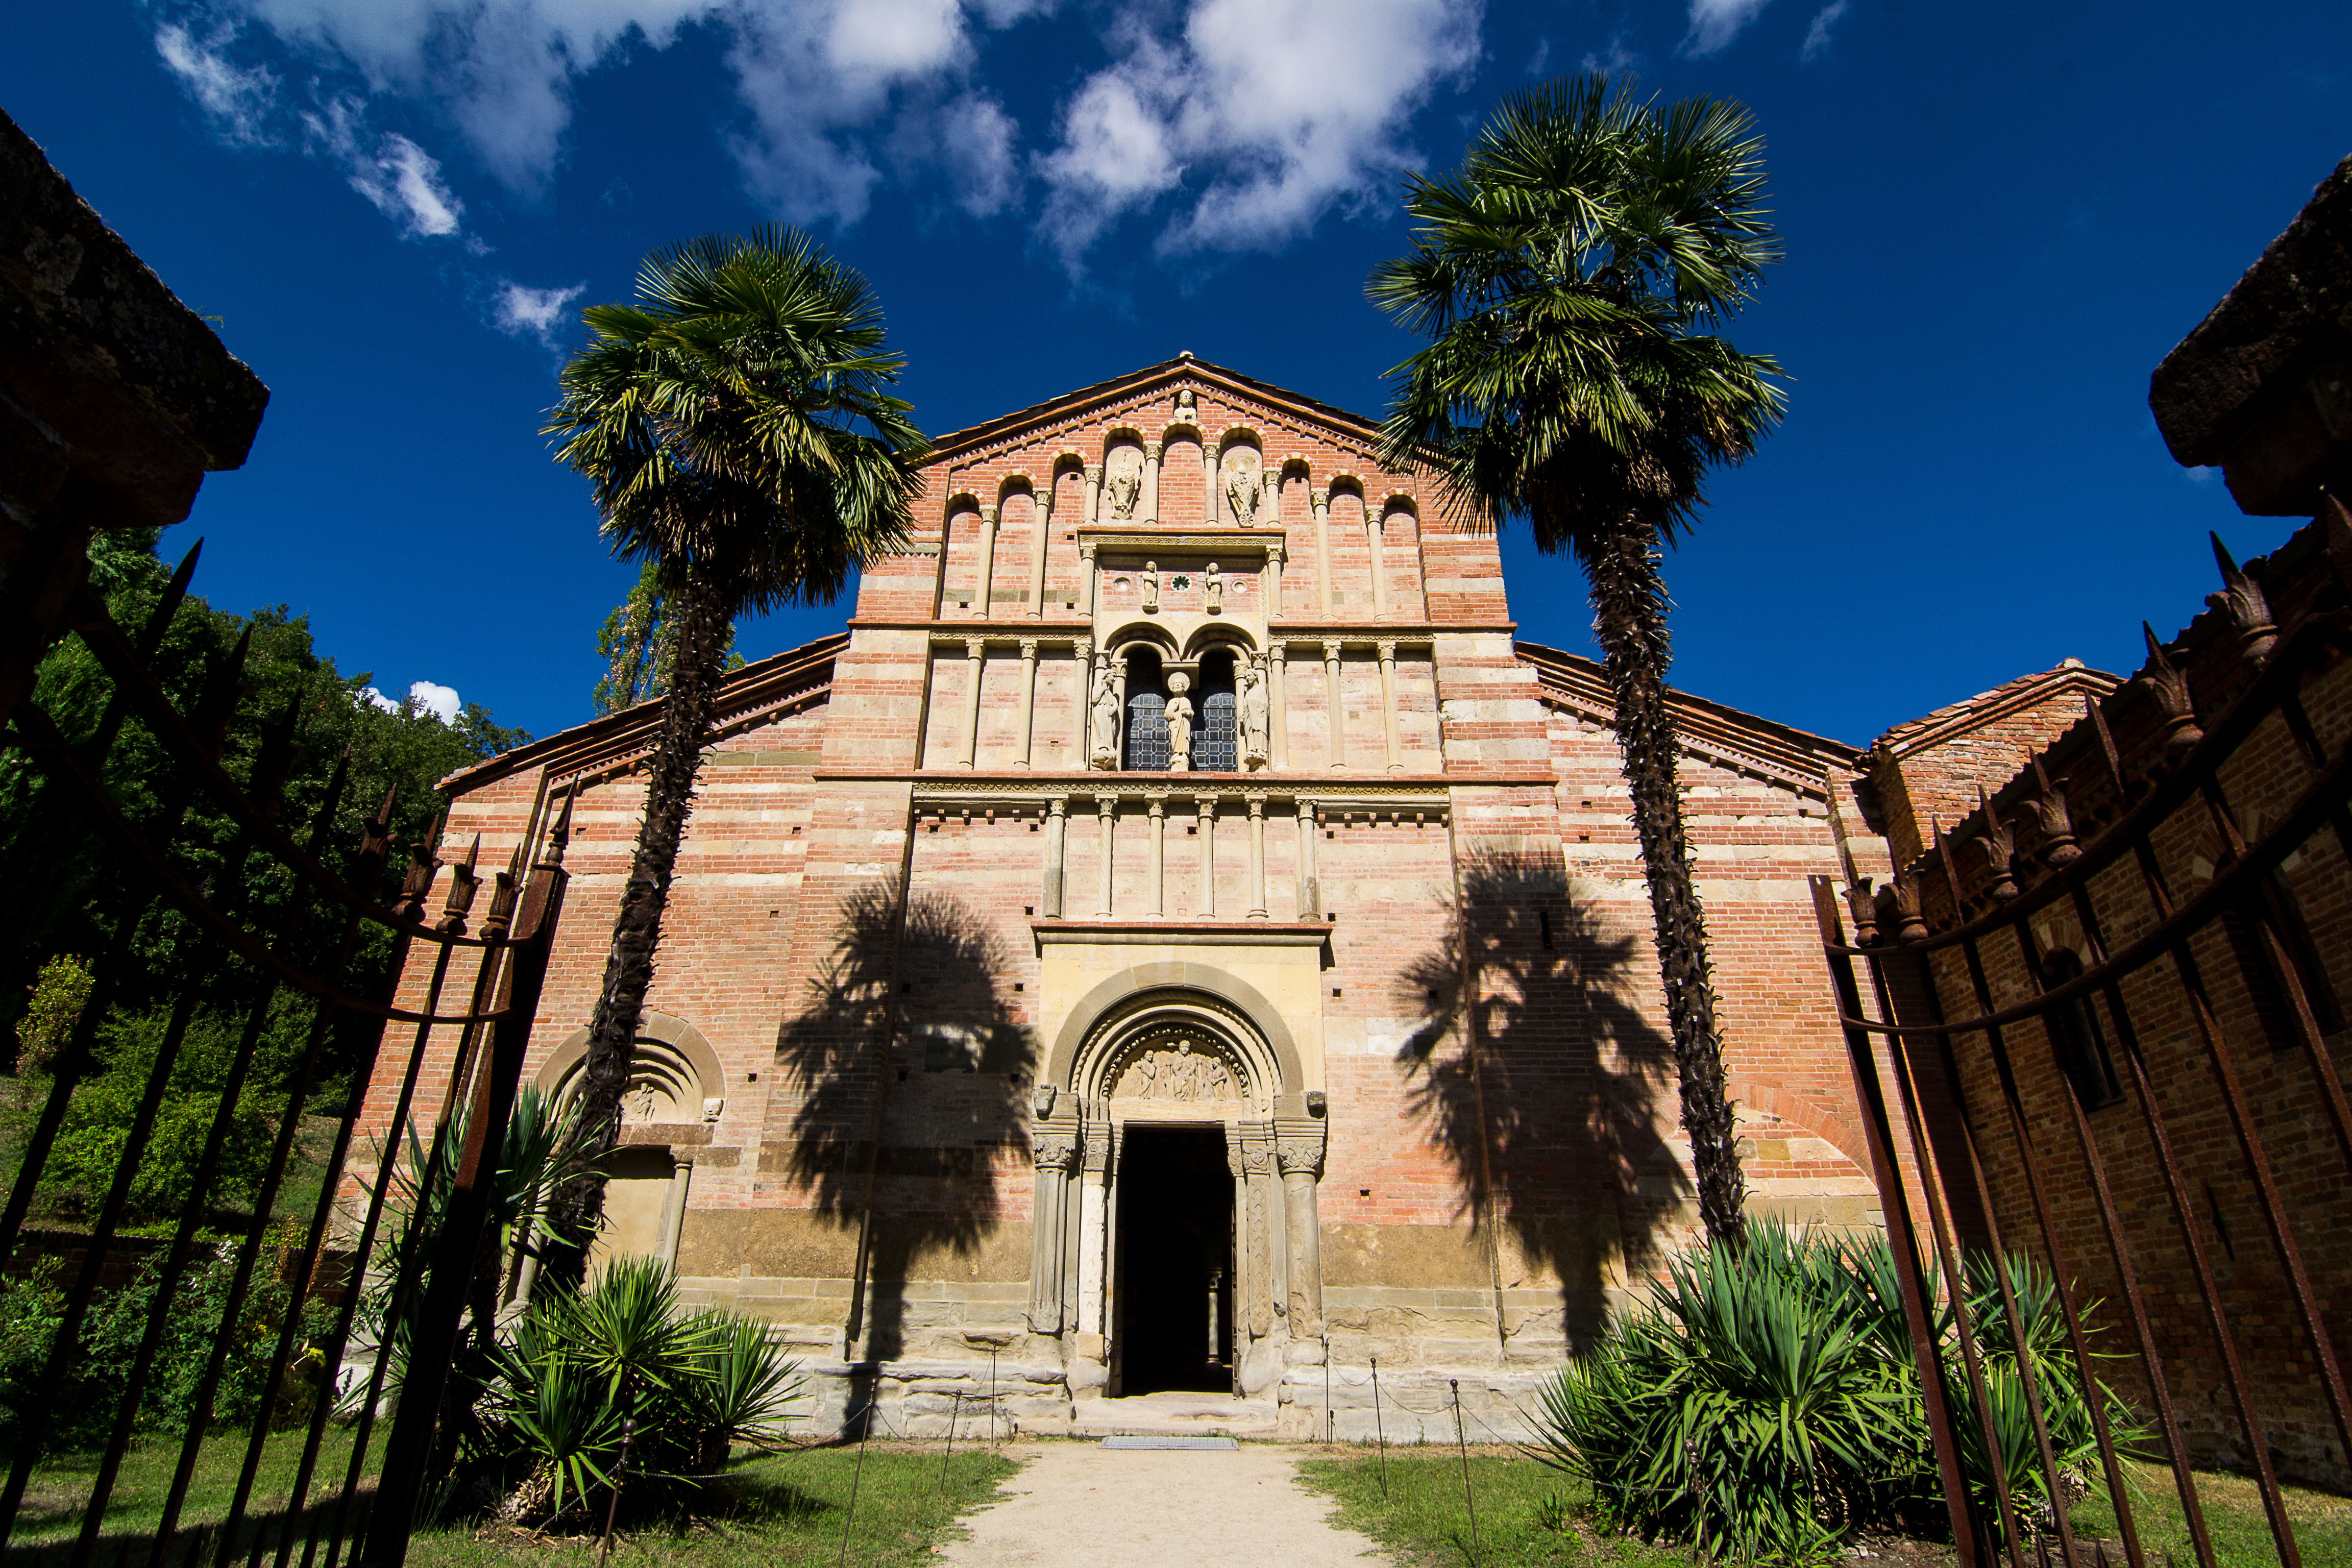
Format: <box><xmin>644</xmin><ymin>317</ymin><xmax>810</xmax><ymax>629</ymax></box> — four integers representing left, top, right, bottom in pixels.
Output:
<box><xmin>1395</xmin><ymin>854</ymin><xmax>1688</xmax><ymax>1354</ymax></box>
<box><xmin>773</xmin><ymin>881</ymin><xmax>1034</xmax><ymax>1429</ymax></box>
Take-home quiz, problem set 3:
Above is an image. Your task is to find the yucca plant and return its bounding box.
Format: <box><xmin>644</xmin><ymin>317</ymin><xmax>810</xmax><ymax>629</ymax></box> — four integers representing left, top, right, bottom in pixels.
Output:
<box><xmin>1532</xmin><ymin>1222</ymin><xmax>2140</xmax><ymax>1563</ymax></box>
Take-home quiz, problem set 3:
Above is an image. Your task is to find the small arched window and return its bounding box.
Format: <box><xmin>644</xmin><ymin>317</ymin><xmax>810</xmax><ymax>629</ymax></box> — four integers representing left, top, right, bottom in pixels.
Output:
<box><xmin>1124</xmin><ymin>648</ymin><xmax>1168</xmax><ymax>771</ymax></box>
<box><xmin>2039</xmin><ymin>948</ymin><xmax>2123</xmax><ymax>1110</ymax></box>
<box><xmin>1195</xmin><ymin>651</ymin><xmax>1238</xmax><ymax>773</ymax></box>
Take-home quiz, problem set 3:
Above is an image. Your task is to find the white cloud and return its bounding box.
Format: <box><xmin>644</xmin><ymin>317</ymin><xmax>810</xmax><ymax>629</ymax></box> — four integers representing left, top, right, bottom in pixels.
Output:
<box><xmin>408</xmin><ymin>680</ymin><xmax>462</xmax><ymax>722</ymax></box>
<box><xmin>360</xmin><ymin>679</ymin><xmax>463</xmax><ymax>722</ymax></box>
<box><xmin>1799</xmin><ymin>0</ymin><xmax>1848</xmax><ymax>61</ymax></box>
<box><xmin>1682</xmin><ymin>0</ymin><xmax>1771</xmax><ymax>57</ymax></box>
<box><xmin>492</xmin><ymin>279</ymin><xmax>585</xmax><ymax>346</ymax></box>
<box><xmin>304</xmin><ymin>99</ymin><xmax>464</xmax><ymax>237</ymax></box>
<box><xmin>1582</xmin><ymin>33</ymin><xmax>1639</xmax><ymax>74</ymax></box>
<box><xmin>155</xmin><ymin>21</ymin><xmax>281</xmax><ymax>145</ymax></box>
<box><xmin>1040</xmin><ymin>0</ymin><xmax>1483</xmax><ymax>266</ymax></box>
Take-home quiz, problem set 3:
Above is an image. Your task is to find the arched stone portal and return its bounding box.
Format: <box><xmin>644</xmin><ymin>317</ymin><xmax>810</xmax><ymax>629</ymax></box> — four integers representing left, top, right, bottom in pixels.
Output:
<box><xmin>1029</xmin><ymin>982</ymin><xmax>1326</xmax><ymax>1402</ymax></box>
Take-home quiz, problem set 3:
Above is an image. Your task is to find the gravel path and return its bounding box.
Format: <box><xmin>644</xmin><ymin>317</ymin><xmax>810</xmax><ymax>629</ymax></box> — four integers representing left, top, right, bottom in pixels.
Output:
<box><xmin>934</xmin><ymin>1442</ymin><xmax>1391</xmax><ymax>1568</ymax></box>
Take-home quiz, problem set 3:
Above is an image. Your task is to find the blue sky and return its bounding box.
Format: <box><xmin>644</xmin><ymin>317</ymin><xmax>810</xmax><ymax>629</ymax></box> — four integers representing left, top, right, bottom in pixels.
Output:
<box><xmin>5</xmin><ymin>1</ymin><xmax>2346</xmax><ymax>747</ymax></box>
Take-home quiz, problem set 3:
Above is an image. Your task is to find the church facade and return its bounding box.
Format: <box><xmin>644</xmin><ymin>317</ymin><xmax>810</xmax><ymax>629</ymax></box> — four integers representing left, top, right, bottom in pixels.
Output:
<box><xmin>359</xmin><ymin>356</ymin><xmax>2016</xmax><ymax>1438</ymax></box>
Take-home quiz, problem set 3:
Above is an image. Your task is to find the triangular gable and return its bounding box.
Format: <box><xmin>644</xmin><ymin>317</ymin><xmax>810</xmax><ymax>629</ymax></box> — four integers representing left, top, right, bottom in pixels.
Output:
<box><xmin>925</xmin><ymin>354</ymin><xmax>1400</xmax><ymax>477</ymax></box>
<box><xmin>1868</xmin><ymin>662</ymin><xmax>2122</xmax><ymax>761</ymax></box>
<box><xmin>1518</xmin><ymin>640</ymin><xmax>1861</xmax><ymax>796</ymax></box>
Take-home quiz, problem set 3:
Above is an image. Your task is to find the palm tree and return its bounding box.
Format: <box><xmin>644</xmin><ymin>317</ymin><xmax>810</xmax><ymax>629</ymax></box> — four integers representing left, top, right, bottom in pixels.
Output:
<box><xmin>1369</xmin><ymin>75</ymin><xmax>1785</xmax><ymax>1250</ymax></box>
<box><xmin>543</xmin><ymin>228</ymin><xmax>927</xmax><ymax>1258</ymax></box>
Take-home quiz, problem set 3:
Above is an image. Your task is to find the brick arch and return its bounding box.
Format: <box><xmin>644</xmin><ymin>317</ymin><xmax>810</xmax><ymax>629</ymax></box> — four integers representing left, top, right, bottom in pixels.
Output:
<box><xmin>1046</xmin><ymin>962</ymin><xmax>1305</xmax><ymax>1093</ymax></box>
<box><xmin>1725</xmin><ymin>1075</ymin><xmax>1872</xmax><ymax>1178</ymax></box>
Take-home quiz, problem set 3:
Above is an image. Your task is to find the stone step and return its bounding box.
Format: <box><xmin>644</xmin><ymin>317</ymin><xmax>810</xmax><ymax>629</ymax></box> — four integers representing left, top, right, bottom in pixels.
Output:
<box><xmin>1065</xmin><ymin>1392</ymin><xmax>1281</xmax><ymax>1438</ymax></box>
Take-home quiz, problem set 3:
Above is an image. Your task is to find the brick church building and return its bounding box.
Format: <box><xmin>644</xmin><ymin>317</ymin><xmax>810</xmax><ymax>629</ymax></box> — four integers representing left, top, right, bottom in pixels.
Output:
<box><xmin>361</xmin><ymin>355</ymin><xmax>2099</xmax><ymax>1437</ymax></box>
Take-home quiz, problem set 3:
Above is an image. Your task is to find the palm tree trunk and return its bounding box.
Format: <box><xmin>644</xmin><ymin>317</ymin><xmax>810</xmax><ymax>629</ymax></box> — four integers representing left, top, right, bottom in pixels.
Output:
<box><xmin>1581</xmin><ymin>521</ymin><xmax>1748</xmax><ymax>1251</ymax></box>
<box><xmin>545</xmin><ymin>574</ymin><xmax>735</xmax><ymax>1275</ymax></box>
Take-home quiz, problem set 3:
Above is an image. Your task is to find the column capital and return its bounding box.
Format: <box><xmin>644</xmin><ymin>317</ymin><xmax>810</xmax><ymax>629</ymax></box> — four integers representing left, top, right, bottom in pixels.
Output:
<box><xmin>1019</xmin><ymin>637</ymin><xmax>1040</xmax><ymax>660</ymax></box>
<box><xmin>981</xmin><ymin>504</ymin><xmax>999</xmax><ymax>524</ymax></box>
<box><xmin>1245</xmin><ymin>793</ymin><xmax>1267</xmax><ymax>817</ymax></box>
<box><xmin>1048</xmin><ymin>794</ymin><xmax>1068</xmax><ymax>818</ymax></box>
<box><xmin>1267</xmin><ymin>541</ymin><xmax>1286</xmax><ymax>562</ymax></box>
<box><xmin>1031</xmin><ymin>1131</ymin><xmax>1079</xmax><ymax>1171</ymax></box>
<box><xmin>1268</xmin><ymin>642</ymin><xmax>1286</xmax><ymax>665</ymax></box>
<box><xmin>1310</xmin><ymin>487</ymin><xmax>1331</xmax><ymax>509</ymax></box>
<box><xmin>1084</xmin><ymin>462</ymin><xmax>1104</xmax><ymax>483</ymax></box>
<box><xmin>1096</xmin><ymin>795</ymin><xmax>1116</xmax><ymax>818</ymax></box>
<box><xmin>1321</xmin><ymin>639</ymin><xmax>1344</xmax><ymax>662</ymax></box>
<box><xmin>1376</xmin><ymin>638</ymin><xmax>1399</xmax><ymax>662</ymax></box>
<box><xmin>1034</xmin><ymin>489</ymin><xmax>1054</xmax><ymax>516</ymax></box>
<box><xmin>1145</xmin><ymin>794</ymin><xmax>1167</xmax><ymax>818</ymax></box>
<box><xmin>965</xmin><ymin>638</ymin><xmax>987</xmax><ymax>659</ymax></box>
<box><xmin>1297</xmin><ymin>797</ymin><xmax>1319</xmax><ymax>822</ymax></box>
<box><xmin>1196</xmin><ymin>792</ymin><xmax>1223</xmax><ymax>813</ymax></box>
<box><xmin>1077</xmin><ymin>539</ymin><xmax>1098</xmax><ymax>560</ymax></box>
<box><xmin>1278</xmin><ymin>1135</ymin><xmax>1326</xmax><ymax>1177</ymax></box>
<box><xmin>1074</xmin><ymin>637</ymin><xmax>1093</xmax><ymax>665</ymax></box>
<box><xmin>1144</xmin><ymin>441</ymin><xmax>1164</xmax><ymax>459</ymax></box>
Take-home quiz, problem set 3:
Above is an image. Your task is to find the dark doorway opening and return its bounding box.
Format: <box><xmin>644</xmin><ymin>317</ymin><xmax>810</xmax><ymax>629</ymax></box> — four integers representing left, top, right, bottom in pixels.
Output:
<box><xmin>1113</xmin><ymin>1125</ymin><xmax>1234</xmax><ymax>1394</ymax></box>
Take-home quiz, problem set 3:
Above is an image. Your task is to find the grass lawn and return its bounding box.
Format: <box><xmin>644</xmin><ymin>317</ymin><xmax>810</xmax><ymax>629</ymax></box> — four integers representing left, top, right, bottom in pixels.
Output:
<box><xmin>405</xmin><ymin>1445</ymin><xmax>1021</xmax><ymax>1568</ymax></box>
<box><xmin>14</xmin><ymin>1431</ymin><xmax>1017</xmax><ymax>1568</ymax></box>
<box><xmin>1298</xmin><ymin>1447</ymin><xmax>2352</xmax><ymax>1568</ymax></box>
<box><xmin>2072</xmin><ymin>1458</ymin><xmax>2352</xmax><ymax>1568</ymax></box>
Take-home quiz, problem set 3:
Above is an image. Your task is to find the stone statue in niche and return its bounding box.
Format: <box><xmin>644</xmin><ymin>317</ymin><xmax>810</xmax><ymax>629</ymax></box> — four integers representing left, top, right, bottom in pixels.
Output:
<box><xmin>1104</xmin><ymin>449</ymin><xmax>1142</xmax><ymax>520</ymax></box>
<box><xmin>1174</xmin><ymin>387</ymin><xmax>1196</xmax><ymax>418</ymax></box>
<box><xmin>1224</xmin><ymin>453</ymin><xmax>1264</xmax><ymax>528</ymax></box>
<box><xmin>1116</xmin><ymin>1040</ymin><xmax>1236</xmax><ymax>1101</ymax></box>
<box><xmin>1205</xmin><ymin>561</ymin><xmax>1223</xmax><ymax>615</ymax></box>
<box><xmin>1141</xmin><ymin>560</ymin><xmax>1160</xmax><ymax>614</ymax></box>
<box><xmin>1238</xmin><ymin>658</ymin><xmax>1269</xmax><ymax>769</ymax></box>
<box><xmin>1164</xmin><ymin>671</ymin><xmax>1194</xmax><ymax>771</ymax></box>
<box><xmin>1088</xmin><ymin>662</ymin><xmax>1120</xmax><ymax>770</ymax></box>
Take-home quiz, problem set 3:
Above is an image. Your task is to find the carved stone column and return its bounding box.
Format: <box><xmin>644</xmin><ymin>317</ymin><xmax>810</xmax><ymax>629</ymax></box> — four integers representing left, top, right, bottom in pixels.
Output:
<box><xmin>1146</xmin><ymin>793</ymin><xmax>1167</xmax><ymax>916</ymax></box>
<box><xmin>657</xmin><ymin>1154</ymin><xmax>694</xmax><ymax>1268</ymax></box>
<box><xmin>959</xmin><ymin>639</ymin><xmax>986</xmax><ymax>768</ymax></box>
<box><xmin>1015</xmin><ymin>638</ymin><xmax>1040</xmax><ymax>768</ymax></box>
<box><xmin>1366</xmin><ymin>504</ymin><xmax>1387</xmax><ymax>615</ymax></box>
<box><xmin>1268</xmin><ymin>644</ymin><xmax>1289</xmax><ymax>769</ymax></box>
<box><xmin>1028</xmin><ymin>489</ymin><xmax>1052</xmax><ymax>619</ymax></box>
<box><xmin>1297</xmin><ymin>798</ymin><xmax>1320</xmax><ymax>919</ymax></box>
<box><xmin>1311</xmin><ymin>487</ymin><xmax>1333</xmax><ymax>618</ymax></box>
<box><xmin>975</xmin><ymin>503</ymin><xmax>999</xmax><ymax>620</ymax></box>
<box><xmin>1279</xmin><ymin>1131</ymin><xmax>1327</xmax><ymax>1335</ymax></box>
<box><xmin>1204</xmin><ymin>445</ymin><xmax>1218</xmax><ymax>525</ymax></box>
<box><xmin>1075</xmin><ymin>1121</ymin><xmax>1113</xmax><ymax>1360</ymax></box>
<box><xmin>1043</xmin><ymin>795</ymin><xmax>1068</xmax><ymax>917</ymax></box>
<box><xmin>1322</xmin><ymin>639</ymin><xmax>1345</xmax><ymax>771</ymax></box>
<box><xmin>1377</xmin><ymin>639</ymin><xmax>1403</xmax><ymax>773</ymax></box>
<box><xmin>1241</xmin><ymin>1127</ymin><xmax>1278</xmax><ymax>1340</ymax></box>
<box><xmin>1027</xmin><ymin>1125</ymin><xmax>1079</xmax><ymax>1333</ymax></box>
<box><xmin>1078</xmin><ymin>541</ymin><xmax>1098</xmax><ymax>619</ymax></box>
<box><xmin>1142</xmin><ymin>442</ymin><xmax>1162</xmax><ymax>525</ymax></box>
<box><xmin>1083</xmin><ymin>461</ymin><xmax>1102</xmax><ymax>525</ymax></box>
<box><xmin>1246</xmin><ymin>793</ymin><xmax>1268</xmax><ymax>919</ymax></box>
<box><xmin>1096</xmin><ymin>796</ymin><xmax>1116</xmax><ymax>916</ymax></box>
<box><xmin>1266</xmin><ymin>541</ymin><xmax>1285</xmax><ymax>618</ymax></box>
<box><xmin>1197</xmin><ymin>794</ymin><xmax>1217</xmax><ymax>918</ymax></box>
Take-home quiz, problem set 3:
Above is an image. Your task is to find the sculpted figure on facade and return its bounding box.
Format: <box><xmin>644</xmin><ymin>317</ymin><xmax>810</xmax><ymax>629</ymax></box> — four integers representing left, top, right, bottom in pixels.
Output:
<box><xmin>1238</xmin><ymin>658</ymin><xmax>1269</xmax><ymax>770</ymax></box>
<box><xmin>1088</xmin><ymin>662</ymin><xmax>1120</xmax><ymax>770</ymax></box>
<box><xmin>1104</xmin><ymin>448</ymin><xmax>1142</xmax><ymax>520</ymax></box>
<box><xmin>1141</xmin><ymin>560</ymin><xmax>1160</xmax><ymax>614</ymax></box>
<box><xmin>1164</xmin><ymin>670</ymin><xmax>1194</xmax><ymax>771</ymax></box>
<box><xmin>1224</xmin><ymin>453</ymin><xmax>1264</xmax><ymax>529</ymax></box>
<box><xmin>1116</xmin><ymin>1040</ymin><xmax>1237</xmax><ymax>1101</ymax></box>
<box><xmin>1205</xmin><ymin>561</ymin><xmax>1223</xmax><ymax>615</ymax></box>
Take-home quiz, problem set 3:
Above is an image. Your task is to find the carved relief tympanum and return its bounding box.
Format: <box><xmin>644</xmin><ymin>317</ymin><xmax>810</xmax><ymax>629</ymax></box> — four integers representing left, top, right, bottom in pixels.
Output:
<box><xmin>1113</xmin><ymin>1038</ymin><xmax>1242</xmax><ymax>1102</ymax></box>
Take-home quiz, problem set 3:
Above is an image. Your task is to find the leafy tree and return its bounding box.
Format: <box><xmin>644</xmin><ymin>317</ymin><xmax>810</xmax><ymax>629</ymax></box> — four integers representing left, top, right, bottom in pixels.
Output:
<box><xmin>542</xmin><ymin>227</ymin><xmax>926</xmax><ymax>1258</ymax></box>
<box><xmin>1370</xmin><ymin>74</ymin><xmax>1786</xmax><ymax>1248</ymax></box>
<box><xmin>0</xmin><ymin>529</ymin><xmax>530</xmax><ymax>1229</ymax></box>
<box><xmin>592</xmin><ymin>562</ymin><xmax>746</xmax><ymax>717</ymax></box>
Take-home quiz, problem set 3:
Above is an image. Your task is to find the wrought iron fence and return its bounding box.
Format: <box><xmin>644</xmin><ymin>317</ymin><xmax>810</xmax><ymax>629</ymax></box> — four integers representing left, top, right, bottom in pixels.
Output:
<box><xmin>1812</xmin><ymin>501</ymin><xmax>2352</xmax><ymax>1568</ymax></box>
<box><xmin>0</xmin><ymin>550</ymin><xmax>572</xmax><ymax>1568</ymax></box>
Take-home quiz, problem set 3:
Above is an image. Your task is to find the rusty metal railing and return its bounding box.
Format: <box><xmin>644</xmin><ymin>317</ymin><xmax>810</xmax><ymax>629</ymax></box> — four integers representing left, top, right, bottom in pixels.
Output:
<box><xmin>0</xmin><ymin>550</ymin><xmax>571</xmax><ymax>1568</ymax></box>
<box><xmin>1812</xmin><ymin>502</ymin><xmax>2352</xmax><ymax>1568</ymax></box>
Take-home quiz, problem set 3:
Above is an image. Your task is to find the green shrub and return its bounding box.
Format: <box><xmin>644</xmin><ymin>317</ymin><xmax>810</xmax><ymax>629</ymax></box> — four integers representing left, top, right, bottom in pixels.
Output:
<box><xmin>469</xmin><ymin>1258</ymin><xmax>803</xmax><ymax>1528</ymax></box>
<box><xmin>1531</xmin><ymin>1222</ymin><xmax>2139</xmax><ymax>1564</ymax></box>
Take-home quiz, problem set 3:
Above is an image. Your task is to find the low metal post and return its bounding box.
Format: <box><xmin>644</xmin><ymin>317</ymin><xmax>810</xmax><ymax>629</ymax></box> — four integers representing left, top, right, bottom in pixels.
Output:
<box><xmin>1451</xmin><ymin>1380</ymin><xmax>1479</xmax><ymax>1567</ymax></box>
<box><xmin>838</xmin><ymin>1399</ymin><xmax>874</xmax><ymax>1568</ymax></box>
<box><xmin>1370</xmin><ymin>1356</ymin><xmax>1388</xmax><ymax>1499</ymax></box>
<box><xmin>941</xmin><ymin>1391</ymin><xmax>961</xmax><ymax>1496</ymax></box>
